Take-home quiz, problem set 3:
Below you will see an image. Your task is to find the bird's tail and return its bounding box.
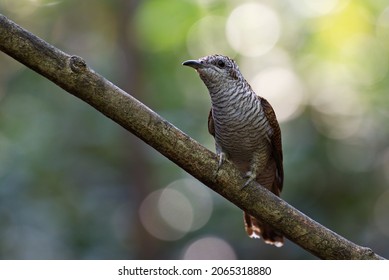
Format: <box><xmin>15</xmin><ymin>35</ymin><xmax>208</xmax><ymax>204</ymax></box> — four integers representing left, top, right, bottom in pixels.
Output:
<box><xmin>244</xmin><ymin>212</ymin><xmax>284</xmax><ymax>247</ymax></box>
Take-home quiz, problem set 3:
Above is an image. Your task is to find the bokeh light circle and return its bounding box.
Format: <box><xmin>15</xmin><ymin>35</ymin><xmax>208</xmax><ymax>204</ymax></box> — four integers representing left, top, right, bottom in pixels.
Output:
<box><xmin>158</xmin><ymin>188</ymin><xmax>193</xmax><ymax>233</ymax></box>
<box><xmin>139</xmin><ymin>190</ymin><xmax>186</xmax><ymax>241</ymax></box>
<box><xmin>139</xmin><ymin>178</ymin><xmax>213</xmax><ymax>241</ymax></box>
<box><xmin>163</xmin><ymin>178</ymin><xmax>213</xmax><ymax>232</ymax></box>
<box><xmin>251</xmin><ymin>67</ymin><xmax>305</xmax><ymax>122</ymax></box>
<box><xmin>187</xmin><ymin>16</ymin><xmax>235</xmax><ymax>58</ymax></box>
<box><xmin>226</xmin><ymin>2</ymin><xmax>281</xmax><ymax>57</ymax></box>
<box><xmin>182</xmin><ymin>236</ymin><xmax>236</xmax><ymax>259</ymax></box>
<box><xmin>289</xmin><ymin>0</ymin><xmax>342</xmax><ymax>17</ymax></box>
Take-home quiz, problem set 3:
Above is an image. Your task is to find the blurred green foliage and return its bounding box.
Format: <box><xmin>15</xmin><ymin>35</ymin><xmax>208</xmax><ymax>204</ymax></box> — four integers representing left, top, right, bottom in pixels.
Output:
<box><xmin>1</xmin><ymin>0</ymin><xmax>389</xmax><ymax>259</ymax></box>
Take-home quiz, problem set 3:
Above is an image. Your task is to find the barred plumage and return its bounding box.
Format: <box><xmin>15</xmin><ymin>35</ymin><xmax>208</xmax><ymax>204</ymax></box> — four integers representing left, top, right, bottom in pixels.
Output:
<box><xmin>183</xmin><ymin>54</ymin><xmax>284</xmax><ymax>247</ymax></box>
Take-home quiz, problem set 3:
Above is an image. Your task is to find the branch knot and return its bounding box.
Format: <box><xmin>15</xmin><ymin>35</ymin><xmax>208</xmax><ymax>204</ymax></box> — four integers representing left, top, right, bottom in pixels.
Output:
<box><xmin>69</xmin><ymin>55</ymin><xmax>87</xmax><ymax>73</ymax></box>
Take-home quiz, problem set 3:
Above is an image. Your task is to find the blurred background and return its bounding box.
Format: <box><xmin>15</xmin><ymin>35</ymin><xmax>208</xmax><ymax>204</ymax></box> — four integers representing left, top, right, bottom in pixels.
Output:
<box><xmin>1</xmin><ymin>0</ymin><xmax>389</xmax><ymax>259</ymax></box>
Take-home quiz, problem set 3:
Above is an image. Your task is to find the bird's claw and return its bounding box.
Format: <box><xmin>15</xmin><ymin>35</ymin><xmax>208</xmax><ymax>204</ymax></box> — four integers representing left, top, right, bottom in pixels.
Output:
<box><xmin>241</xmin><ymin>171</ymin><xmax>256</xmax><ymax>189</ymax></box>
<box><xmin>217</xmin><ymin>152</ymin><xmax>225</xmax><ymax>171</ymax></box>
<box><xmin>213</xmin><ymin>152</ymin><xmax>226</xmax><ymax>179</ymax></box>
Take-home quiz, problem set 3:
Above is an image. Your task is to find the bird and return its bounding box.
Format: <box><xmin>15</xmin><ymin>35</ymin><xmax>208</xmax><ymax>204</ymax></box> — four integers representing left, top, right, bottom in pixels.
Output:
<box><xmin>183</xmin><ymin>54</ymin><xmax>284</xmax><ymax>247</ymax></box>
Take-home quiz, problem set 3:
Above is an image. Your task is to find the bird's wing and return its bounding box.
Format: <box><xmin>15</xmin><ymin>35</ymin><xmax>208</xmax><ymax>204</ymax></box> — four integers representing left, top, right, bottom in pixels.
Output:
<box><xmin>208</xmin><ymin>109</ymin><xmax>215</xmax><ymax>137</ymax></box>
<box><xmin>259</xmin><ymin>96</ymin><xmax>284</xmax><ymax>192</ymax></box>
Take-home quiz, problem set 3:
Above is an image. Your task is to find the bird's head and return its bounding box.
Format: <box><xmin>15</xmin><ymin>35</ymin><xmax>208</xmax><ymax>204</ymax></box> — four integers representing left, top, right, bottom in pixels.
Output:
<box><xmin>183</xmin><ymin>54</ymin><xmax>242</xmax><ymax>89</ymax></box>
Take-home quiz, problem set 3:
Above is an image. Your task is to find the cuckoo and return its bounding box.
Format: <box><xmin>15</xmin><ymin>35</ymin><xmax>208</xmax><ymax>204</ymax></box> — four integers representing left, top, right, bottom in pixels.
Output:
<box><xmin>183</xmin><ymin>54</ymin><xmax>284</xmax><ymax>247</ymax></box>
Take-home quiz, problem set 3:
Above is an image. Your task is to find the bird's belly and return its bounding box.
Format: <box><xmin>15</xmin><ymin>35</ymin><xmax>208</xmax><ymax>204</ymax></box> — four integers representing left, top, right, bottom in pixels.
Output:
<box><xmin>215</xmin><ymin>125</ymin><xmax>270</xmax><ymax>172</ymax></box>
<box><xmin>212</xmin><ymin>103</ymin><xmax>272</xmax><ymax>172</ymax></box>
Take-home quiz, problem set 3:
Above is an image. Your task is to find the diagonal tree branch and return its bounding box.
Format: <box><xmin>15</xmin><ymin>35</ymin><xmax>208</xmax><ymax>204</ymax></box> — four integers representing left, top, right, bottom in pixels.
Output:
<box><xmin>0</xmin><ymin>14</ymin><xmax>385</xmax><ymax>260</ymax></box>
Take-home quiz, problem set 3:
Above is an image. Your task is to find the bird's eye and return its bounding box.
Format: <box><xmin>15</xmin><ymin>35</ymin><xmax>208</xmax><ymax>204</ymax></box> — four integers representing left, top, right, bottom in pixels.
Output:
<box><xmin>217</xmin><ymin>59</ymin><xmax>225</xmax><ymax>68</ymax></box>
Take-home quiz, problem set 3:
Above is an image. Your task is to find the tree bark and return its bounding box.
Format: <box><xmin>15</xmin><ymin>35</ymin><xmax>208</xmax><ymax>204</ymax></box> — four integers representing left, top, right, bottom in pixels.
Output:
<box><xmin>0</xmin><ymin>14</ymin><xmax>385</xmax><ymax>260</ymax></box>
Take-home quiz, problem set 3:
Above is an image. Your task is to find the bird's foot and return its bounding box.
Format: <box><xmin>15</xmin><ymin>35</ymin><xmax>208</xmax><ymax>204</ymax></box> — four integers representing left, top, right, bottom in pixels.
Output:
<box><xmin>241</xmin><ymin>171</ymin><xmax>256</xmax><ymax>189</ymax></box>
<box><xmin>213</xmin><ymin>152</ymin><xmax>226</xmax><ymax>179</ymax></box>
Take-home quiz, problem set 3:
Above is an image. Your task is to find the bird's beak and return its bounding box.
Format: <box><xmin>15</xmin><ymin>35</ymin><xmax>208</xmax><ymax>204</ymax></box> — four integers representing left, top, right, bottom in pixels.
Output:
<box><xmin>182</xmin><ymin>59</ymin><xmax>203</xmax><ymax>69</ymax></box>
